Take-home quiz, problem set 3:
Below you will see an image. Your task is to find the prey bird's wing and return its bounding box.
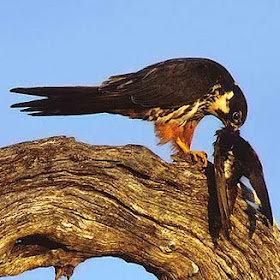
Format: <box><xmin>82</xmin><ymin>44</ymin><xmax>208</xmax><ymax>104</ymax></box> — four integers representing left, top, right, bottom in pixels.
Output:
<box><xmin>249</xmin><ymin>173</ymin><xmax>273</xmax><ymax>225</ymax></box>
<box><xmin>10</xmin><ymin>58</ymin><xmax>235</xmax><ymax>116</ymax></box>
<box><xmin>234</xmin><ymin>138</ymin><xmax>273</xmax><ymax>226</ymax></box>
<box><xmin>214</xmin><ymin>130</ymin><xmax>237</xmax><ymax>238</ymax></box>
<box><xmin>214</xmin><ymin>154</ymin><xmax>232</xmax><ymax>238</ymax></box>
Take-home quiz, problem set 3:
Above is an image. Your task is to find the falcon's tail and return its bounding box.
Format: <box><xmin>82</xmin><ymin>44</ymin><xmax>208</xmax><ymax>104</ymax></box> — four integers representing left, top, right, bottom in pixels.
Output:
<box><xmin>10</xmin><ymin>86</ymin><xmax>136</xmax><ymax>116</ymax></box>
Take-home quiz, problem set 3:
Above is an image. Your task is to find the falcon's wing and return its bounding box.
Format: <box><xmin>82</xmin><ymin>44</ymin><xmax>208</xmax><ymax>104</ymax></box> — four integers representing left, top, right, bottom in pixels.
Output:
<box><xmin>10</xmin><ymin>58</ymin><xmax>235</xmax><ymax>116</ymax></box>
<box><xmin>101</xmin><ymin>58</ymin><xmax>235</xmax><ymax>108</ymax></box>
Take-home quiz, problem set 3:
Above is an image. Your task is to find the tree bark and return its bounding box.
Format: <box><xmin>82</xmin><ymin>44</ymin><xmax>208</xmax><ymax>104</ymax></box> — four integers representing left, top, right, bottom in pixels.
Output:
<box><xmin>0</xmin><ymin>136</ymin><xmax>279</xmax><ymax>280</ymax></box>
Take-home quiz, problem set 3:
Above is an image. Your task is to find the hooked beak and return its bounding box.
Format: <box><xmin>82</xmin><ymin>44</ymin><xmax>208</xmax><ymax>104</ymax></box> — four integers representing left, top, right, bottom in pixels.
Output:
<box><xmin>222</xmin><ymin>119</ymin><xmax>239</xmax><ymax>131</ymax></box>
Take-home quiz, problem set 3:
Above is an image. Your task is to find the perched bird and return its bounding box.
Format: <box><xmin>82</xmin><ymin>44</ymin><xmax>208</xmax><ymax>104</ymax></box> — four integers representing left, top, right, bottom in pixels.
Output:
<box><xmin>11</xmin><ymin>58</ymin><xmax>247</xmax><ymax>166</ymax></box>
<box><xmin>214</xmin><ymin>127</ymin><xmax>273</xmax><ymax>238</ymax></box>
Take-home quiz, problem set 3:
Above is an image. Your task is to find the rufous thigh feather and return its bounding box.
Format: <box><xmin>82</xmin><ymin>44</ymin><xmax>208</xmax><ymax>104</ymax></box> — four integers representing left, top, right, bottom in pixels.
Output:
<box><xmin>155</xmin><ymin>120</ymin><xmax>198</xmax><ymax>152</ymax></box>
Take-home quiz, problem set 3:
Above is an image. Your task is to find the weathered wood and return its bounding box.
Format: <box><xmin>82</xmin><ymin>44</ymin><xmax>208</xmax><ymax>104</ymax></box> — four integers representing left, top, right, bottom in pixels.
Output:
<box><xmin>0</xmin><ymin>136</ymin><xmax>279</xmax><ymax>279</ymax></box>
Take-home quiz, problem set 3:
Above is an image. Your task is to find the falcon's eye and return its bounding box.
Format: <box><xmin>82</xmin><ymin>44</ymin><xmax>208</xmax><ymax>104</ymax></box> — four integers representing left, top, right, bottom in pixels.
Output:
<box><xmin>232</xmin><ymin>111</ymin><xmax>242</xmax><ymax>123</ymax></box>
<box><xmin>232</xmin><ymin>112</ymin><xmax>240</xmax><ymax>120</ymax></box>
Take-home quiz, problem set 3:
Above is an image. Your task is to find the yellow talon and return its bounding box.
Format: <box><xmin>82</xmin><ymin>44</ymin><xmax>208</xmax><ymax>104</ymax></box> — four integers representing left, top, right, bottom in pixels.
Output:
<box><xmin>176</xmin><ymin>137</ymin><xmax>208</xmax><ymax>167</ymax></box>
<box><xmin>190</xmin><ymin>151</ymin><xmax>208</xmax><ymax>167</ymax></box>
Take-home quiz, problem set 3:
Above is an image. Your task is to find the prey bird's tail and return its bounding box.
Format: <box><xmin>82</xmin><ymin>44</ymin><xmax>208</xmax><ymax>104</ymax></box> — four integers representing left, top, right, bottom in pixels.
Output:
<box><xmin>10</xmin><ymin>86</ymin><xmax>136</xmax><ymax>116</ymax></box>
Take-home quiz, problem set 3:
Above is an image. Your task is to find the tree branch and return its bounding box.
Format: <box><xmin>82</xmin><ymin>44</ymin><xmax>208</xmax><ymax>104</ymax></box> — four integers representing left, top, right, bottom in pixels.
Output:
<box><xmin>0</xmin><ymin>136</ymin><xmax>279</xmax><ymax>279</ymax></box>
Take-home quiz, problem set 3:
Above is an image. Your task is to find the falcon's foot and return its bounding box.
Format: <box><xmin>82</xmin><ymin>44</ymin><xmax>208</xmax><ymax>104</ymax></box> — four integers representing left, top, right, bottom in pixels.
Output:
<box><xmin>189</xmin><ymin>150</ymin><xmax>208</xmax><ymax>167</ymax></box>
<box><xmin>175</xmin><ymin>137</ymin><xmax>208</xmax><ymax>167</ymax></box>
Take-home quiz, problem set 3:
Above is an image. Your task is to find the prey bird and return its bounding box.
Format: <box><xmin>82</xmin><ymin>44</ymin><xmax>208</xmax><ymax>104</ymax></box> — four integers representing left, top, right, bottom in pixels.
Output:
<box><xmin>214</xmin><ymin>127</ymin><xmax>273</xmax><ymax>238</ymax></box>
<box><xmin>11</xmin><ymin>58</ymin><xmax>247</xmax><ymax>166</ymax></box>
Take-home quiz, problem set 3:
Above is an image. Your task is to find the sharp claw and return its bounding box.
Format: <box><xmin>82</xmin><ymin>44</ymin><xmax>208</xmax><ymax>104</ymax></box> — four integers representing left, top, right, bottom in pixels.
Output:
<box><xmin>175</xmin><ymin>137</ymin><xmax>208</xmax><ymax>167</ymax></box>
<box><xmin>191</xmin><ymin>152</ymin><xmax>198</xmax><ymax>162</ymax></box>
<box><xmin>190</xmin><ymin>151</ymin><xmax>208</xmax><ymax>167</ymax></box>
<box><xmin>202</xmin><ymin>155</ymin><xmax>208</xmax><ymax>167</ymax></box>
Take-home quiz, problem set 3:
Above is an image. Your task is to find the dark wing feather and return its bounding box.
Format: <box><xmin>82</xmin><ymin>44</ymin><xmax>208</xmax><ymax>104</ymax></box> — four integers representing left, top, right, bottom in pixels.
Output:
<box><xmin>234</xmin><ymin>138</ymin><xmax>273</xmax><ymax>226</ymax></box>
<box><xmin>11</xmin><ymin>86</ymin><xmax>133</xmax><ymax>116</ymax></box>
<box><xmin>10</xmin><ymin>58</ymin><xmax>235</xmax><ymax>116</ymax></box>
<box><xmin>10</xmin><ymin>86</ymin><xmax>99</xmax><ymax>97</ymax></box>
<box><xmin>214</xmin><ymin>130</ymin><xmax>237</xmax><ymax>238</ymax></box>
<box><xmin>101</xmin><ymin>58</ymin><xmax>235</xmax><ymax>108</ymax></box>
<box><xmin>249</xmin><ymin>174</ymin><xmax>273</xmax><ymax>225</ymax></box>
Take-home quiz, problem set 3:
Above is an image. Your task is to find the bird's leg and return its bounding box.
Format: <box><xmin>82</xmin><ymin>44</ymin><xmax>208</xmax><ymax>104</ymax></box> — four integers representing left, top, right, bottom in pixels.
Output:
<box><xmin>154</xmin><ymin>120</ymin><xmax>207</xmax><ymax>166</ymax></box>
<box><xmin>175</xmin><ymin>137</ymin><xmax>208</xmax><ymax>167</ymax></box>
<box><xmin>175</xmin><ymin>121</ymin><xmax>208</xmax><ymax>167</ymax></box>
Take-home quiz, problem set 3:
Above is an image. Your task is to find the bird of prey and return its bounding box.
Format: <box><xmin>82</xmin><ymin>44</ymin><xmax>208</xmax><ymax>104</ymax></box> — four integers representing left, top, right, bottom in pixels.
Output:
<box><xmin>214</xmin><ymin>127</ymin><xmax>273</xmax><ymax>238</ymax></box>
<box><xmin>11</xmin><ymin>58</ymin><xmax>247</xmax><ymax>166</ymax></box>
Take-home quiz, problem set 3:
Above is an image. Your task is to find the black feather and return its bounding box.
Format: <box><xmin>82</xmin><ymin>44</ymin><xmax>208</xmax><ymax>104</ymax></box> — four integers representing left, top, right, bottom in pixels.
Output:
<box><xmin>10</xmin><ymin>86</ymin><xmax>138</xmax><ymax>116</ymax></box>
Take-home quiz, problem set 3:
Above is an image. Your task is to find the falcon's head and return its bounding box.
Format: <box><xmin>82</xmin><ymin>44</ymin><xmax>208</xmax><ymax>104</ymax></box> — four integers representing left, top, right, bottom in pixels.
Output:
<box><xmin>210</xmin><ymin>84</ymin><xmax>247</xmax><ymax>130</ymax></box>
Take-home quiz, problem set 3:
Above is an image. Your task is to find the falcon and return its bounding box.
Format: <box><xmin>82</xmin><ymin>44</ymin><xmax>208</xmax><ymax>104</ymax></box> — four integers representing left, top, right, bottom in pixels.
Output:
<box><xmin>10</xmin><ymin>58</ymin><xmax>247</xmax><ymax>166</ymax></box>
<box><xmin>214</xmin><ymin>127</ymin><xmax>273</xmax><ymax>238</ymax></box>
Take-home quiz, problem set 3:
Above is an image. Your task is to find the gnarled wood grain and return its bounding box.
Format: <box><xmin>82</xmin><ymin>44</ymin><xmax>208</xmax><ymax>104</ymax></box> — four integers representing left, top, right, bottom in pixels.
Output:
<box><xmin>0</xmin><ymin>136</ymin><xmax>279</xmax><ymax>279</ymax></box>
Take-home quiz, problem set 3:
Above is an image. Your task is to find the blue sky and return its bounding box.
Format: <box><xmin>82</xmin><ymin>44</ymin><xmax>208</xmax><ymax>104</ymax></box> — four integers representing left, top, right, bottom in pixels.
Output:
<box><xmin>1</xmin><ymin>1</ymin><xmax>279</xmax><ymax>279</ymax></box>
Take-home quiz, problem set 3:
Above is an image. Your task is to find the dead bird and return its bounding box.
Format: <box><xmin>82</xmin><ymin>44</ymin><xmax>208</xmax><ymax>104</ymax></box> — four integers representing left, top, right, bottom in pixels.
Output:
<box><xmin>214</xmin><ymin>126</ymin><xmax>273</xmax><ymax>238</ymax></box>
